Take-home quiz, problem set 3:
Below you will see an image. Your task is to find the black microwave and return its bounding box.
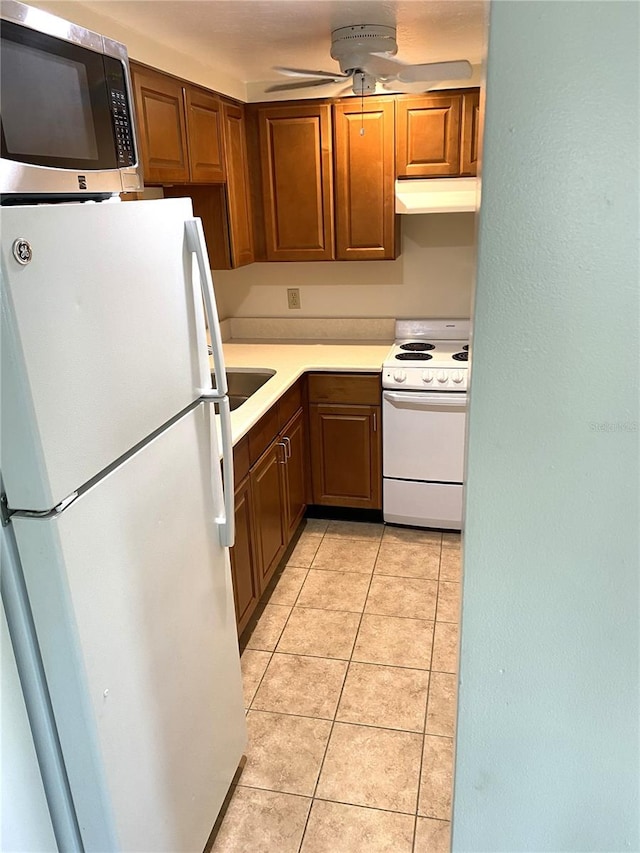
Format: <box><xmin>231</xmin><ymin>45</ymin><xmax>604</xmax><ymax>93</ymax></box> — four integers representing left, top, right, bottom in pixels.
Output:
<box><xmin>0</xmin><ymin>0</ymin><xmax>142</xmax><ymax>201</ymax></box>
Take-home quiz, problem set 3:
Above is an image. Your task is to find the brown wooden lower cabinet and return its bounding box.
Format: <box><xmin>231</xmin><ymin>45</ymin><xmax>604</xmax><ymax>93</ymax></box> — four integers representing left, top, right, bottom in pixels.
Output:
<box><xmin>250</xmin><ymin>437</ymin><xmax>288</xmax><ymax>593</ymax></box>
<box><xmin>308</xmin><ymin>372</ymin><xmax>382</xmax><ymax>510</ymax></box>
<box><xmin>309</xmin><ymin>403</ymin><xmax>381</xmax><ymax>509</ymax></box>
<box><xmin>281</xmin><ymin>408</ymin><xmax>306</xmax><ymax>542</ymax></box>
<box><xmin>230</xmin><ymin>475</ymin><xmax>259</xmax><ymax>635</ymax></box>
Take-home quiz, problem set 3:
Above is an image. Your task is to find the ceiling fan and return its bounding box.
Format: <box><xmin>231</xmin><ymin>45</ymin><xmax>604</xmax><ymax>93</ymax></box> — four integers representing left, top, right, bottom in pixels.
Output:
<box><xmin>266</xmin><ymin>24</ymin><xmax>473</xmax><ymax>96</ymax></box>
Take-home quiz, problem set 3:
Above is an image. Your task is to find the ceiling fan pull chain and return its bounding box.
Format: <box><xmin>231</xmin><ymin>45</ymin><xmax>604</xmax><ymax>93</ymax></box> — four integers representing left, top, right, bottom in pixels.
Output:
<box><xmin>360</xmin><ymin>90</ymin><xmax>365</xmax><ymax>136</ymax></box>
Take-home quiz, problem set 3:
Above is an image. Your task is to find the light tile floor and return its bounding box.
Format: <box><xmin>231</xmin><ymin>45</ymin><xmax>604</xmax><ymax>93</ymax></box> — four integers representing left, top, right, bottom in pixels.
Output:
<box><xmin>213</xmin><ymin>519</ymin><xmax>461</xmax><ymax>853</ymax></box>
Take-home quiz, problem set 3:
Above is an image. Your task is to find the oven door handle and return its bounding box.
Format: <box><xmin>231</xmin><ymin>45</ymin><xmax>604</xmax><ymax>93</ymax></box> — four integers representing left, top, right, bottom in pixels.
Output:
<box><xmin>383</xmin><ymin>390</ymin><xmax>468</xmax><ymax>408</ymax></box>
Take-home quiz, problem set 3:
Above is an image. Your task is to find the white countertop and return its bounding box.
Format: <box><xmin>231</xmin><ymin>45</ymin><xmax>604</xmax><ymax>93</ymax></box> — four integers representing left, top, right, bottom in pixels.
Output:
<box><xmin>218</xmin><ymin>342</ymin><xmax>391</xmax><ymax>445</ymax></box>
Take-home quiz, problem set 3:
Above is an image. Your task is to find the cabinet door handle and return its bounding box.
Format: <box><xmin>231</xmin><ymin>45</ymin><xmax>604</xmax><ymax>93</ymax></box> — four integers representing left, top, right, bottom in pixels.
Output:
<box><xmin>283</xmin><ymin>436</ymin><xmax>292</xmax><ymax>460</ymax></box>
<box><xmin>277</xmin><ymin>441</ymin><xmax>287</xmax><ymax>464</ymax></box>
<box><xmin>372</xmin><ymin>411</ymin><xmax>377</xmax><ymax>432</ymax></box>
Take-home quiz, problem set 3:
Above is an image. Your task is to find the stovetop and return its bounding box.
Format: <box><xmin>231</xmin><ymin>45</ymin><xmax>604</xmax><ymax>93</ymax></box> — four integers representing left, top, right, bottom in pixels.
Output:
<box><xmin>382</xmin><ymin>319</ymin><xmax>470</xmax><ymax>391</ymax></box>
<box><xmin>385</xmin><ymin>340</ymin><xmax>469</xmax><ymax>366</ymax></box>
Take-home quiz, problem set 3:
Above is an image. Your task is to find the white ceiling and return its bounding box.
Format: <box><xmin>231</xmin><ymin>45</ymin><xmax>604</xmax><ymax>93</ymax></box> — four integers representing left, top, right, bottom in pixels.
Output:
<box><xmin>33</xmin><ymin>0</ymin><xmax>488</xmax><ymax>101</ymax></box>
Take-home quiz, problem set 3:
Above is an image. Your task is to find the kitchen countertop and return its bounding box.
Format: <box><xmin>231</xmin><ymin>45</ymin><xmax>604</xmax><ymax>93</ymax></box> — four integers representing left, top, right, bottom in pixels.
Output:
<box><xmin>219</xmin><ymin>342</ymin><xmax>391</xmax><ymax>445</ymax></box>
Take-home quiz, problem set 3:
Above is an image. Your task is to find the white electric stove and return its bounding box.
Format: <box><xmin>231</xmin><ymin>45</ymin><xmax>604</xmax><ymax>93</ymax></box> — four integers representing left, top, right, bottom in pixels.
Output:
<box><xmin>382</xmin><ymin>319</ymin><xmax>470</xmax><ymax>391</ymax></box>
<box><xmin>382</xmin><ymin>320</ymin><xmax>470</xmax><ymax>530</ymax></box>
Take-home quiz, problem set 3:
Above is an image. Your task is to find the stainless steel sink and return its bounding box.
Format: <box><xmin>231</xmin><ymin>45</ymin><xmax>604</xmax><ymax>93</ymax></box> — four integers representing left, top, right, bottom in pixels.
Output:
<box><xmin>211</xmin><ymin>369</ymin><xmax>276</xmax><ymax>411</ymax></box>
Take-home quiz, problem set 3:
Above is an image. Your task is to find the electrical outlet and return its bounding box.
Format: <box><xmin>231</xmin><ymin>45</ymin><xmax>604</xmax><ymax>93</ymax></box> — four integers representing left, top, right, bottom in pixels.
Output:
<box><xmin>287</xmin><ymin>288</ymin><xmax>301</xmax><ymax>310</ymax></box>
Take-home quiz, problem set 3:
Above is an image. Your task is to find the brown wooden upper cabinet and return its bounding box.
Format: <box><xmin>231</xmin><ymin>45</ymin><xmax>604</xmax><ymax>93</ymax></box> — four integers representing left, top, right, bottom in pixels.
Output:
<box><xmin>396</xmin><ymin>93</ymin><xmax>462</xmax><ymax>178</ymax></box>
<box><xmin>184</xmin><ymin>85</ymin><xmax>226</xmax><ymax>183</ymax></box>
<box><xmin>333</xmin><ymin>97</ymin><xmax>398</xmax><ymax>261</ymax></box>
<box><xmin>253</xmin><ymin>98</ymin><xmax>397</xmax><ymax>262</ymax></box>
<box><xmin>131</xmin><ymin>63</ymin><xmax>225</xmax><ymax>185</ymax></box>
<box><xmin>221</xmin><ymin>101</ymin><xmax>255</xmax><ymax>267</ymax></box>
<box><xmin>257</xmin><ymin>103</ymin><xmax>334</xmax><ymax>261</ymax></box>
<box><xmin>395</xmin><ymin>89</ymin><xmax>481</xmax><ymax>178</ymax></box>
<box><xmin>461</xmin><ymin>89</ymin><xmax>481</xmax><ymax>176</ymax></box>
<box><xmin>131</xmin><ymin>65</ymin><xmax>190</xmax><ymax>183</ymax></box>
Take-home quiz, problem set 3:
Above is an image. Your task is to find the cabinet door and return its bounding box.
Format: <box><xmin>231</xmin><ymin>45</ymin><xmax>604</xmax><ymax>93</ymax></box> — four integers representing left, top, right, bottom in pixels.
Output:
<box><xmin>460</xmin><ymin>89</ymin><xmax>481</xmax><ymax>177</ymax></box>
<box><xmin>333</xmin><ymin>98</ymin><xmax>397</xmax><ymax>260</ymax></box>
<box><xmin>282</xmin><ymin>408</ymin><xmax>307</xmax><ymax>541</ymax></box>
<box><xmin>258</xmin><ymin>104</ymin><xmax>334</xmax><ymax>261</ymax></box>
<box><xmin>250</xmin><ymin>439</ymin><xmax>287</xmax><ymax>592</ymax></box>
<box><xmin>396</xmin><ymin>94</ymin><xmax>462</xmax><ymax>178</ymax></box>
<box><xmin>185</xmin><ymin>86</ymin><xmax>226</xmax><ymax>183</ymax></box>
<box><xmin>230</xmin><ymin>475</ymin><xmax>260</xmax><ymax>635</ymax></box>
<box><xmin>131</xmin><ymin>65</ymin><xmax>190</xmax><ymax>183</ymax></box>
<box><xmin>309</xmin><ymin>403</ymin><xmax>381</xmax><ymax>509</ymax></box>
<box><xmin>223</xmin><ymin>102</ymin><xmax>255</xmax><ymax>267</ymax></box>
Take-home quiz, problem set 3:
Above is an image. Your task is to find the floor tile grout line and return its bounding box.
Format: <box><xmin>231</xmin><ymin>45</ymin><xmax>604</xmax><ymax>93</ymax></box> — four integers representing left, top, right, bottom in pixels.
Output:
<box><xmin>424</xmin><ymin>541</ymin><xmax>444</xmax><ymax>737</ymax></box>
<box><xmin>235</xmin><ymin>781</ymin><xmax>420</xmax><ymax>818</ymax></box>
<box><xmin>244</xmin><ymin>706</ymin><xmax>431</xmax><ymax>737</ymax></box>
<box><xmin>296</xmin><ymin>529</ymin><xmax>385</xmax><ymax>853</ymax></box>
<box><xmin>245</xmin><ymin>529</ymin><xmax>328</xmax><ymax>710</ymax></box>
<box><xmin>414</xmin><ymin>538</ymin><xmax>449</xmax><ymax>853</ymax></box>
<box><xmin>252</xmin><ymin>645</ymin><xmax>437</xmax><ymax>673</ymax></box>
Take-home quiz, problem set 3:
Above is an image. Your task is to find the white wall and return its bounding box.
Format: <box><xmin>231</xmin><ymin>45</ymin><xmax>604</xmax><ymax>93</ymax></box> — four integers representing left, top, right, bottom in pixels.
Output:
<box><xmin>453</xmin><ymin>2</ymin><xmax>639</xmax><ymax>850</ymax></box>
<box><xmin>29</xmin><ymin>1</ymin><xmax>246</xmax><ymax>100</ymax></box>
<box><xmin>214</xmin><ymin>214</ymin><xmax>475</xmax><ymax>320</ymax></box>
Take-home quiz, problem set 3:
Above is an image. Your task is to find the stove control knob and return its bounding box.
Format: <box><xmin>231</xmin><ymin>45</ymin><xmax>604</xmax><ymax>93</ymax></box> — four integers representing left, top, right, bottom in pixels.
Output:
<box><xmin>422</xmin><ymin>370</ymin><xmax>433</xmax><ymax>383</ymax></box>
<box><xmin>452</xmin><ymin>370</ymin><xmax>464</xmax><ymax>384</ymax></box>
<box><xmin>436</xmin><ymin>370</ymin><xmax>448</xmax><ymax>383</ymax></box>
<box><xmin>393</xmin><ymin>369</ymin><xmax>406</xmax><ymax>383</ymax></box>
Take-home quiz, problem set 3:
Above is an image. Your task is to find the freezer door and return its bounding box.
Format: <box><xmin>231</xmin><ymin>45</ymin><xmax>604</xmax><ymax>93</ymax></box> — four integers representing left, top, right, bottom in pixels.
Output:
<box><xmin>1</xmin><ymin>197</ymin><xmax>212</xmax><ymax>511</ymax></box>
<box><xmin>12</xmin><ymin>404</ymin><xmax>246</xmax><ymax>853</ymax></box>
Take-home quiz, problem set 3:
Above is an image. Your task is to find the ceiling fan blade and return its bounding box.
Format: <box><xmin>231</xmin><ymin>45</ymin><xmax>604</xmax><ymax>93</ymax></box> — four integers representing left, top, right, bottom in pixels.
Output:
<box><xmin>273</xmin><ymin>66</ymin><xmax>350</xmax><ymax>81</ymax></box>
<box><xmin>364</xmin><ymin>54</ymin><xmax>472</xmax><ymax>84</ymax></box>
<box><xmin>381</xmin><ymin>80</ymin><xmax>438</xmax><ymax>95</ymax></box>
<box><xmin>361</xmin><ymin>54</ymin><xmax>404</xmax><ymax>78</ymax></box>
<box><xmin>396</xmin><ymin>60</ymin><xmax>473</xmax><ymax>84</ymax></box>
<box><xmin>264</xmin><ymin>78</ymin><xmax>336</xmax><ymax>93</ymax></box>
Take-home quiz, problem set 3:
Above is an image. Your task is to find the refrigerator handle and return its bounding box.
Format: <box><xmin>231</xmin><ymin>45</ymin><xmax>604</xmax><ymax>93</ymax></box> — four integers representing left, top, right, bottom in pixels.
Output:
<box><xmin>214</xmin><ymin>395</ymin><xmax>235</xmax><ymax>549</ymax></box>
<box><xmin>185</xmin><ymin>217</ymin><xmax>227</xmax><ymax>398</ymax></box>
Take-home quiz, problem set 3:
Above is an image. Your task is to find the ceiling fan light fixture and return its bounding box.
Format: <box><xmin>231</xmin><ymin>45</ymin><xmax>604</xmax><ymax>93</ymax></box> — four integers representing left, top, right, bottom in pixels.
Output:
<box><xmin>351</xmin><ymin>70</ymin><xmax>377</xmax><ymax>96</ymax></box>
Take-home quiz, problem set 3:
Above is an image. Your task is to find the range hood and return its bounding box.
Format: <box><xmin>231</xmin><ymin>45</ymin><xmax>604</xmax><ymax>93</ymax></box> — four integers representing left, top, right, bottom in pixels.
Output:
<box><xmin>395</xmin><ymin>177</ymin><xmax>480</xmax><ymax>214</ymax></box>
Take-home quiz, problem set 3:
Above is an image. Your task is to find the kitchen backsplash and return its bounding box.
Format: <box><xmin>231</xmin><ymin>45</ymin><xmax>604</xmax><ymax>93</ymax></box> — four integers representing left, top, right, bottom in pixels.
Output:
<box><xmin>220</xmin><ymin>317</ymin><xmax>396</xmax><ymax>342</ymax></box>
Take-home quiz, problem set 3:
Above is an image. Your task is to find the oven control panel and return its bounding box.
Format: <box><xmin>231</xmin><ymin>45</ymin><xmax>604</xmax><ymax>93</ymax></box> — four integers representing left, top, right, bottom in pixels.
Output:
<box><xmin>382</xmin><ymin>368</ymin><xmax>468</xmax><ymax>391</ymax></box>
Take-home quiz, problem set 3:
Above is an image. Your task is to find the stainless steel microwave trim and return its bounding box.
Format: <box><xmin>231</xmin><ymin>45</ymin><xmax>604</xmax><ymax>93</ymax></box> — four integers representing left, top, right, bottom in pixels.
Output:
<box><xmin>0</xmin><ymin>0</ymin><xmax>142</xmax><ymax>197</ymax></box>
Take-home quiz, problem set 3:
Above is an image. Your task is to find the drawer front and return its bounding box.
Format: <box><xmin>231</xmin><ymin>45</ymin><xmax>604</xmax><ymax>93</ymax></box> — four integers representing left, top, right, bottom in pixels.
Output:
<box><xmin>233</xmin><ymin>436</ymin><xmax>250</xmax><ymax>484</ymax></box>
<box><xmin>308</xmin><ymin>373</ymin><xmax>380</xmax><ymax>405</ymax></box>
<box><xmin>278</xmin><ymin>380</ymin><xmax>303</xmax><ymax>430</ymax></box>
<box><xmin>248</xmin><ymin>404</ymin><xmax>280</xmax><ymax>465</ymax></box>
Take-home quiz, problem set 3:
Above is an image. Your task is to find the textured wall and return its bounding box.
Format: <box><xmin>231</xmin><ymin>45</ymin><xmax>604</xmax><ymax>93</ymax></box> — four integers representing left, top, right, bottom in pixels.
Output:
<box><xmin>453</xmin><ymin>2</ymin><xmax>639</xmax><ymax>850</ymax></box>
<box><xmin>29</xmin><ymin>1</ymin><xmax>246</xmax><ymax>100</ymax></box>
<box><xmin>214</xmin><ymin>214</ymin><xmax>476</xmax><ymax>320</ymax></box>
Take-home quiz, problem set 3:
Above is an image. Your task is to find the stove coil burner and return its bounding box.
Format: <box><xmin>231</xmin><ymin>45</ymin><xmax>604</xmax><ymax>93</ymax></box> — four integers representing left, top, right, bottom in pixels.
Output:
<box><xmin>452</xmin><ymin>351</ymin><xmax>468</xmax><ymax>362</ymax></box>
<box><xmin>462</xmin><ymin>345</ymin><xmax>469</xmax><ymax>351</ymax></box>
<box><xmin>395</xmin><ymin>352</ymin><xmax>433</xmax><ymax>361</ymax></box>
<box><xmin>399</xmin><ymin>342</ymin><xmax>436</xmax><ymax>351</ymax></box>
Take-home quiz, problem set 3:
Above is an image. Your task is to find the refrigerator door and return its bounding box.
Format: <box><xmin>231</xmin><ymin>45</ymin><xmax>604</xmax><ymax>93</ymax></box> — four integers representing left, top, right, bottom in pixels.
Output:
<box><xmin>1</xmin><ymin>197</ymin><xmax>212</xmax><ymax>512</ymax></box>
<box><xmin>1</xmin><ymin>606</ymin><xmax>57</xmax><ymax>853</ymax></box>
<box><xmin>12</xmin><ymin>403</ymin><xmax>246</xmax><ymax>852</ymax></box>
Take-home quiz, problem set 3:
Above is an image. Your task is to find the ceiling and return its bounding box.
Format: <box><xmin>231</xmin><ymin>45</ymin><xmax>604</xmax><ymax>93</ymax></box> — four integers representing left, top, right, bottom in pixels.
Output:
<box><xmin>33</xmin><ymin>0</ymin><xmax>488</xmax><ymax>101</ymax></box>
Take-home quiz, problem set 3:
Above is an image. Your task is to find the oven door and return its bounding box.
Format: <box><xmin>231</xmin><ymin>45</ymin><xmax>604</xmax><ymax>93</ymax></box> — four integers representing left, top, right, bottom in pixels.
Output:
<box><xmin>382</xmin><ymin>390</ymin><xmax>467</xmax><ymax>483</ymax></box>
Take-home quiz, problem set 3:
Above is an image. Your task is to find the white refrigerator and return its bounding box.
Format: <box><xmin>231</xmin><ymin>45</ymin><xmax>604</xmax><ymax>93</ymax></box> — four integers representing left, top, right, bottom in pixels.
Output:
<box><xmin>1</xmin><ymin>197</ymin><xmax>247</xmax><ymax>852</ymax></box>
